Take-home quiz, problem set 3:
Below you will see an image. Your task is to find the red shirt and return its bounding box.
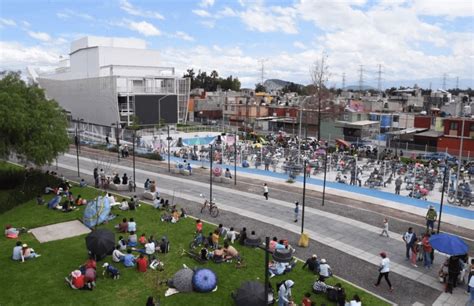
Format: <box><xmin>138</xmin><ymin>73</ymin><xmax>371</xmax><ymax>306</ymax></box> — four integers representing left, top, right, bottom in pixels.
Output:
<box><xmin>137</xmin><ymin>257</ymin><xmax>148</xmax><ymax>272</ymax></box>
<box><xmin>302</xmin><ymin>297</ymin><xmax>312</xmax><ymax>306</ymax></box>
<box><xmin>196</xmin><ymin>222</ymin><xmax>203</xmax><ymax>233</ymax></box>
<box><xmin>72</xmin><ymin>275</ymin><xmax>85</xmax><ymax>289</ymax></box>
<box><xmin>85</xmin><ymin>259</ymin><xmax>96</xmax><ymax>270</ymax></box>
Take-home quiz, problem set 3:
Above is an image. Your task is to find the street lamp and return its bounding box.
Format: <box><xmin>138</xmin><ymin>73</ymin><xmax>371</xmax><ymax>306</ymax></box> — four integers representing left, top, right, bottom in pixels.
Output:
<box><xmin>322</xmin><ymin>146</ymin><xmax>328</xmax><ymax>206</ymax></box>
<box><xmin>437</xmin><ymin>159</ymin><xmax>449</xmax><ymax>233</ymax></box>
<box><xmin>166</xmin><ymin>125</ymin><xmax>172</xmax><ymax>172</ymax></box>
<box><xmin>158</xmin><ymin>94</ymin><xmax>172</xmax><ymax>128</ymax></box>
<box><xmin>74</xmin><ymin>118</ymin><xmax>84</xmax><ymax>177</ymax></box>
<box><xmin>301</xmin><ymin>159</ymin><xmax>307</xmax><ymax>233</ymax></box>
<box><xmin>210</xmin><ymin>144</ymin><xmax>213</xmax><ymax>202</ymax></box>
<box><xmin>111</xmin><ymin>122</ymin><xmax>121</xmax><ymax>162</ymax></box>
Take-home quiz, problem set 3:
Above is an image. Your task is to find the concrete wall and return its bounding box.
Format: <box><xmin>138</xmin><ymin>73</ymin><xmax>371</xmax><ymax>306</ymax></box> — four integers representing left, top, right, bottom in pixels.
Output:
<box><xmin>38</xmin><ymin>76</ymin><xmax>119</xmax><ymax>126</ymax></box>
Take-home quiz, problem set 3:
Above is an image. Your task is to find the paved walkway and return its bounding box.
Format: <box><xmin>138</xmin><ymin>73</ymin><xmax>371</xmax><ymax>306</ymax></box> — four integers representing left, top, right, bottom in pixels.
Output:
<box><xmin>50</xmin><ymin>153</ymin><xmax>472</xmax><ymax>305</ymax></box>
<box><xmin>31</xmin><ymin>220</ymin><xmax>91</xmax><ymax>243</ymax></box>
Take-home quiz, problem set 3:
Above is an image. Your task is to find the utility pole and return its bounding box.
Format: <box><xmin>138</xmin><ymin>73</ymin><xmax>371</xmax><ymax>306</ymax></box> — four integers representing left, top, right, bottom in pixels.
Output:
<box><xmin>167</xmin><ymin>125</ymin><xmax>171</xmax><ymax>172</ymax></box>
<box><xmin>301</xmin><ymin>159</ymin><xmax>307</xmax><ymax>234</ymax></box>
<box><xmin>456</xmin><ymin>76</ymin><xmax>459</xmax><ymax>90</ymax></box>
<box><xmin>442</xmin><ymin>73</ymin><xmax>447</xmax><ymax>90</ymax></box>
<box><xmin>75</xmin><ymin>121</ymin><xmax>80</xmax><ymax>177</ymax></box>
<box><xmin>210</xmin><ymin>144</ymin><xmax>213</xmax><ymax>203</ymax></box>
<box><xmin>377</xmin><ymin>64</ymin><xmax>383</xmax><ymax>95</ymax></box>
<box><xmin>358</xmin><ymin>65</ymin><xmax>364</xmax><ymax>92</ymax></box>
<box><xmin>258</xmin><ymin>58</ymin><xmax>268</xmax><ymax>85</ymax></box>
<box><xmin>342</xmin><ymin>72</ymin><xmax>346</xmax><ymax>90</ymax></box>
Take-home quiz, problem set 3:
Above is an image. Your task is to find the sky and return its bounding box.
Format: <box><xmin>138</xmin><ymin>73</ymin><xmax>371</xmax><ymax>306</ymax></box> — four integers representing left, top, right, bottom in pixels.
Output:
<box><xmin>0</xmin><ymin>0</ymin><xmax>473</xmax><ymax>89</ymax></box>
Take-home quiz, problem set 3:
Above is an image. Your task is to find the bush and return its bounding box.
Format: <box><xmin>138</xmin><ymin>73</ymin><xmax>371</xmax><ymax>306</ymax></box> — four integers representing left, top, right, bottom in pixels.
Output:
<box><xmin>138</xmin><ymin>152</ymin><xmax>163</xmax><ymax>161</ymax></box>
<box><xmin>0</xmin><ymin>166</ymin><xmax>61</xmax><ymax>214</ymax></box>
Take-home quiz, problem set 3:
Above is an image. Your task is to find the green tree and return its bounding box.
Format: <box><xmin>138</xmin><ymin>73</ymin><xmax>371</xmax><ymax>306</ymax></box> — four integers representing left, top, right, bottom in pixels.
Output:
<box><xmin>0</xmin><ymin>71</ymin><xmax>69</xmax><ymax>165</ymax></box>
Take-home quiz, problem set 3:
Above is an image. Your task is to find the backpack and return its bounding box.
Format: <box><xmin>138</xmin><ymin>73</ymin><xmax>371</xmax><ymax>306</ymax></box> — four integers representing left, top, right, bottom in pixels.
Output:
<box><xmin>276</xmin><ymin>280</ymin><xmax>287</xmax><ymax>293</ymax></box>
<box><xmin>326</xmin><ymin>287</ymin><xmax>338</xmax><ymax>302</ymax></box>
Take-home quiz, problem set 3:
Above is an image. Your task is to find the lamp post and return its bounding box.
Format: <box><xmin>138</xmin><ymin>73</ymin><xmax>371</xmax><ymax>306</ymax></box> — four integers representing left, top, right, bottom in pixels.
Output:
<box><xmin>111</xmin><ymin>121</ymin><xmax>121</xmax><ymax>162</ymax></box>
<box><xmin>234</xmin><ymin>134</ymin><xmax>237</xmax><ymax>185</ymax></box>
<box><xmin>210</xmin><ymin>144</ymin><xmax>213</xmax><ymax>202</ymax></box>
<box><xmin>158</xmin><ymin>95</ymin><xmax>172</xmax><ymax>128</ymax></box>
<box><xmin>455</xmin><ymin>118</ymin><xmax>465</xmax><ymax>199</ymax></box>
<box><xmin>167</xmin><ymin>125</ymin><xmax>171</xmax><ymax>172</ymax></box>
<box><xmin>264</xmin><ymin>236</ymin><xmax>270</xmax><ymax>305</ymax></box>
<box><xmin>132</xmin><ymin>130</ymin><xmax>136</xmax><ymax>192</ymax></box>
<box><xmin>301</xmin><ymin>159</ymin><xmax>307</xmax><ymax>233</ymax></box>
<box><xmin>322</xmin><ymin>147</ymin><xmax>328</xmax><ymax>206</ymax></box>
<box><xmin>437</xmin><ymin>159</ymin><xmax>449</xmax><ymax>233</ymax></box>
<box><xmin>74</xmin><ymin>119</ymin><xmax>83</xmax><ymax>177</ymax></box>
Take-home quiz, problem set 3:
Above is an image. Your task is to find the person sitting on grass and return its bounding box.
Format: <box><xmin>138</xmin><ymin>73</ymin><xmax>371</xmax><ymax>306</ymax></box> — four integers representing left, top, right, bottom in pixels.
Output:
<box><xmin>115</xmin><ymin>218</ymin><xmax>128</xmax><ymax>233</ymax></box>
<box><xmin>171</xmin><ymin>209</ymin><xmax>180</xmax><ymax>223</ymax></box>
<box><xmin>21</xmin><ymin>243</ymin><xmax>41</xmax><ymax>262</ymax></box>
<box><xmin>128</xmin><ymin>231</ymin><xmax>138</xmax><ymax>247</ymax></box>
<box><xmin>135</xmin><ymin>239</ymin><xmax>155</xmax><ymax>257</ymax></box>
<box><xmin>128</xmin><ymin>218</ymin><xmax>137</xmax><ymax>232</ymax></box>
<box><xmin>138</xmin><ymin>233</ymin><xmax>147</xmax><ymax>245</ymax></box>
<box><xmin>79</xmin><ymin>179</ymin><xmax>87</xmax><ymax>187</ymax></box>
<box><xmin>269</xmin><ymin>237</ymin><xmax>279</xmax><ymax>252</ymax></box>
<box><xmin>348</xmin><ymin>294</ymin><xmax>362</xmax><ymax>306</ymax></box>
<box><xmin>65</xmin><ymin>270</ymin><xmax>86</xmax><ymax>290</ymax></box>
<box><xmin>84</xmin><ymin>266</ymin><xmax>96</xmax><ymax>290</ymax></box>
<box><xmin>75</xmin><ymin>195</ymin><xmax>86</xmax><ymax>206</ymax></box>
<box><xmin>302</xmin><ymin>254</ymin><xmax>320</xmax><ymax>274</ymax></box>
<box><xmin>158</xmin><ymin>237</ymin><xmax>170</xmax><ymax>254</ymax></box>
<box><xmin>12</xmin><ymin>241</ymin><xmax>23</xmax><ymax>261</ymax></box>
<box><xmin>112</xmin><ymin>245</ymin><xmax>125</xmax><ymax>263</ymax></box>
<box><xmin>200</xmin><ymin>248</ymin><xmax>209</xmax><ymax>262</ymax></box>
<box><xmin>318</xmin><ymin>259</ymin><xmax>332</xmax><ymax>282</ymax></box>
<box><xmin>223</xmin><ymin>242</ymin><xmax>241</xmax><ymax>263</ymax></box>
<box><xmin>118</xmin><ymin>236</ymin><xmax>127</xmax><ymax>251</ymax></box>
<box><xmin>120</xmin><ymin>199</ymin><xmax>129</xmax><ymax>211</ymax></box>
<box><xmin>217</xmin><ymin>224</ymin><xmax>228</xmax><ymax>237</ymax></box>
<box><xmin>5</xmin><ymin>225</ymin><xmax>26</xmax><ymax>239</ymax></box>
<box><xmin>268</xmin><ymin>260</ymin><xmax>297</xmax><ymax>278</ymax></box>
<box><xmin>83</xmin><ymin>255</ymin><xmax>97</xmax><ymax>270</ymax></box>
<box><xmin>102</xmin><ymin>262</ymin><xmax>120</xmax><ymax>279</ymax></box>
<box><xmin>123</xmin><ymin>249</ymin><xmax>136</xmax><ymax>267</ymax></box>
<box><xmin>238</xmin><ymin>227</ymin><xmax>247</xmax><ymax>246</ymax></box>
<box><xmin>226</xmin><ymin>227</ymin><xmax>237</xmax><ymax>244</ymax></box>
<box><xmin>136</xmin><ymin>254</ymin><xmax>148</xmax><ymax>272</ymax></box>
<box><xmin>153</xmin><ymin>197</ymin><xmax>161</xmax><ymax>209</ymax></box>
<box><xmin>209</xmin><ymin>247</ymin><xmax>225</xmax><ymax>263</ymax></box>
<box><xmin>44</xmin><ymin>185</ymin><xmax>55</xmax><ymax>194</ymax></box>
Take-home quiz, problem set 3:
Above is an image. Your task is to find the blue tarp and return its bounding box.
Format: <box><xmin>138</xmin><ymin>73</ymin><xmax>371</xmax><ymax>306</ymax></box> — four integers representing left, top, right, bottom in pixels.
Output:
<box><xmin>83</xmin><ymin>196</ymin><xmax>111</xmax><ymax>228</ymax></box>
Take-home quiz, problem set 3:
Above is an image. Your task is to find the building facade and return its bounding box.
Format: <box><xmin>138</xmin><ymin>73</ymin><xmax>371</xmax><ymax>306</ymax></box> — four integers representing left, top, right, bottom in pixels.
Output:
<box><xmin>34</xmin><ymin>36</ymin><xmax>190</xmax><ymax>127</ymax></box>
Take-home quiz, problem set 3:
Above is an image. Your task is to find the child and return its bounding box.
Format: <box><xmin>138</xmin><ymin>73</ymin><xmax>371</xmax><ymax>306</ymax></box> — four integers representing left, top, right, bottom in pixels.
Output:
<box><xmin>380</xmin><ymin>218</ymin><xmax>389</xmax><ymax>238</ymax></box>
<box><xmin>410</xmin><ymin>238</ymin><xmax>419</xmax><ymax>267</ymax></box>
<box><xmin>226</xmin><ymin>227</ymin><xmax>237</xmax><ymax>244</ymax></box>
<box><xmin>136</xmin><ymin>254</ymin><xmax>148</xmax><ymax>272</ymax></box>
<box><xmin>139</xmin><ymin>233</ymin><xmax>147</xmax><ymax>245</ymax></box>
<box><xmin>302</xmin><ymin>293</ymin><xmax>312</xmax><ymax>306</ymax></box>
<box><xmin>196</xmin><ymin>219</ymin><xmax>203</xmax><ymax>233</ymax></box>
<box><xmin>128</xmin><ymin>218</ymin><xmax>137</xmax><ymax>232</ymax></box>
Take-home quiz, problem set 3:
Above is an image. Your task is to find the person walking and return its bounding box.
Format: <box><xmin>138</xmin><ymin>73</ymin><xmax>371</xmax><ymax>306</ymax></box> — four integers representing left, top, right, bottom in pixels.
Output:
<box><xmin>263</xmin><ymin>183</ymin><xmax>269</xmax><ymax>200</ymax></box>
<box><xmin>294</xmin><ymin>202</ymin><xmax>299</xmax><ymax>223</ymax></box>
<box><xmin>425</xmin><ymin>205</ymin><xmax>437</xmax><ymax>232</ymax></box>
<box><xmin>374</xmin><ymin>252</ymin><xmax>393</xmax><ymax>292</ymax></box>
<box><xmin>380</xmin><ymin>218</ymin><xmax>389</xmax><ymax>238</ymax></box>
<box><xmin>93</xmin><ymin>168</ymin><xmax>99</xmax><ymax>188</ymax></box>
<box><xmin>395</xmin><ymin>176</ymin><xmax>402</xmax><ymax>195</ymax></box>
<box><xmin>402</xmin><ymin>227</ymin><xmax>416</xmax><ymax>260</ymax></box>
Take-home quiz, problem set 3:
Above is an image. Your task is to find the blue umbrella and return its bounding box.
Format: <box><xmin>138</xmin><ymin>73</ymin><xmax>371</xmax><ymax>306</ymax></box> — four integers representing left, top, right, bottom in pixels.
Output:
<box><xmin>429</xmin><ymin>233</ymin><xmax>468</xmax><ymax>256</ymax></box>
<box><xmin>192</xmin><ymin>268</ymin><xmax>217</xmax><ymax>293</ymax></box>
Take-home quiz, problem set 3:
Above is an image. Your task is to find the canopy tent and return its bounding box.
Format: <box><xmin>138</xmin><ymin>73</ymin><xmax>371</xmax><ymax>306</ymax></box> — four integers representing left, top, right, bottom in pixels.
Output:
<box><xmin>83</xmin><ymin>196</ymin><xmax>111</xmax><ymax>228</ymax></box>
<box><xmin>336</xmin><ymin>138</ymin><xmax>350</xmax><ymax>148</ymax></box>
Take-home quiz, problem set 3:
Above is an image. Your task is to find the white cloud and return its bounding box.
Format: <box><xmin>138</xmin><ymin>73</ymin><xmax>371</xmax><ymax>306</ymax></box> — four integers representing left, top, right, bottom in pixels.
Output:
<box><xmin>0</xmin><ymin>18</ymin><xmax>16</xmax><ymax>27</ymax></box>
<box><xmin>56</xmin><ymin>9</ymin><xmax>93</xmax><ymax>20</ymax></box>
<box><xmin>200</xmin><ymin>20</ymin><xmax>216</xmax><ymax>28</ymax></box>
<box><xmin>22</xmin><ymin>21</ymin><xmax>31</xmax><ymax>27</ymax></box>
<box><xmin>412</xmin><ymin>0</ymin><xmax>474</xmax><ymax>18</ymax></box>
<box><xmin>0</xmin><ymin>41</ymin><xmax>60</xmax><ymax>70</ymax></box>
<box><xmin>28</xmin><ymin>31</ymin><xmax>52</xmax><ymax>42</ymax></box>
<box><xmin>240</xmin><ymin>6</ymin><xmax>298</xmax><ymax>34</ymax></box>
<box><xmin>293</xmin><ymin>41</ymin><xmax>306</xmax><ymax>49</ymax></box>
<box><xmin>199</xmin><ymin>0</ymin><xmax>215</xmax><ymax>8</ymax></box>
<box><xmin>120</xmin><ymin>0</ymin><xmax>164</xmax><ymax>20</ymax></box>
<box><xmin>174</xmin><ymin>31</ymin><xmax>195</xmax><ymax>41</ymax></box>
<box><xmin>125</xmin><ymin>20</ymin><xmax>161</xmax><ymax>36</ymax></box>
<box><xmin>192</xmin><ymin>9</ymin><xmax>211</xmax><ymax>17</ymax></box>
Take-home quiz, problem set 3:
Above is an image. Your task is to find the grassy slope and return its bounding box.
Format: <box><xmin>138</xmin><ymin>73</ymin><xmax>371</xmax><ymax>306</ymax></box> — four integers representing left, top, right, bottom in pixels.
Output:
<box><xmin>0</xmin><ymin>184</ymin><xmax>388</xmax><ymax>306</ymax></box>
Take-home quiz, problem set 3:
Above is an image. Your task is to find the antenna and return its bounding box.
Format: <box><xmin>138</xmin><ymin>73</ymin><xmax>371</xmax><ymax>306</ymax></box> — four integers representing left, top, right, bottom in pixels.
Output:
<box><xmin>377</xmin><ymin>64</ymin><xmax>383</xmax><ymax>94</ymax></box>
<box><xmin>342</xmin><ymin>72</ymin><xmax>346</xmax><ymax>90</ymax></box>
<box><xmin>358</xmin><ymin>65</ymin><xmax>364</xmax><ymax>92</ymax></box>
<box><xmin>258</xmin><ymin>58</ymin><xmax>268</xmax><ymax>85</ymax></box>
<box><xmin>442</xmin><ymin>73</ymin><xmax>447</xmax><ymax>90</ymax></box>
<box><xmin>456</xmin><ymin>76</ymin><xmax>459</xmax><ymax>89</ymax></box>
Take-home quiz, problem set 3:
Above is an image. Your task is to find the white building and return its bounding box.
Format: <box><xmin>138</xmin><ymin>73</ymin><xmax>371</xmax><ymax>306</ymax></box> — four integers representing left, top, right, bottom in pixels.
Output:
<box><xmin>34</xmin><ymin>36</ymin><xmax>190</xmax><ymax>127</ymax></box>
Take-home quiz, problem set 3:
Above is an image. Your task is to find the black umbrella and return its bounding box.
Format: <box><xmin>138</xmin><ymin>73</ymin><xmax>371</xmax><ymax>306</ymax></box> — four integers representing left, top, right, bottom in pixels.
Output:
<box><xmin>85</xmin><ymin>229</ymin><xmax>115</xmax><ymax>261</ymax></box>
<box><xmin>232</xmin><ymin>281</ymin><xmax>267</xmax><ymax>306</ymax></box>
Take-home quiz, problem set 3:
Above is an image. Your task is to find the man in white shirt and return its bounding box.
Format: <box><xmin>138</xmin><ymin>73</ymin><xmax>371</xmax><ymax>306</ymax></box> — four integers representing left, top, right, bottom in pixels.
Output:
<box><xmin>263</xmin><ymin>183</ymin><xmax>269</xmax><ymax>200</ymax></box>
<box><xmin>374</xmin><ymin>252</ymin><xmax>393</xmax><ymax>292</ymax></box>
<box><xmin>402</xmin><ymin>227</ymin><xmax>416</xmax><ymax>260</ymax></box>
<box><xmin>112</xmin><ymin>245</ymin><xmax>124</xmax><ymax>263</ymax></box>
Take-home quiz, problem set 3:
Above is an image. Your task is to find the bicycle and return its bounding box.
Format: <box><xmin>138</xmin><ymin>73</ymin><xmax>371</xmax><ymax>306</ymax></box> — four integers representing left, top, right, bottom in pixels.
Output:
<box><xmin>199</xmin><ymin>194</ymin><xmax>219</xmax><ymax>217</ymax></box>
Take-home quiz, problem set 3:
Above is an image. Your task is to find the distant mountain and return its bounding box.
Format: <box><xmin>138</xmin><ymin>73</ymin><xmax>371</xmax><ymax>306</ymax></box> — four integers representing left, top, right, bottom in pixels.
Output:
<box><xmin>263</xmin><ymin>79</ymin><xmax>304</xmax><ymax>91</ymax></box>
<box><xmin>344</xmin><ymin>85</ymin><xmax>377</xmax><ymax>91</ymax></box>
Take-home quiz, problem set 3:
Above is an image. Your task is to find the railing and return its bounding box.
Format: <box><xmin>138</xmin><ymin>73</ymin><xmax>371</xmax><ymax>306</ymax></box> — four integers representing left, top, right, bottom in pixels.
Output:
<box><xmin>116</xmin><ymin>86</ymin><xmax>175</xmax><ymax>95</ymax></box>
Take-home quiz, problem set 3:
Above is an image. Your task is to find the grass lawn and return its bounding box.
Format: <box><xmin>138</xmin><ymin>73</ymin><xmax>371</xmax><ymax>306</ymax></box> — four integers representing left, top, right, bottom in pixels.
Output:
<box><xmin>0</xmin><ymin>180</ymin><xmax>389</xmax><ymax>305</ymax></box>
